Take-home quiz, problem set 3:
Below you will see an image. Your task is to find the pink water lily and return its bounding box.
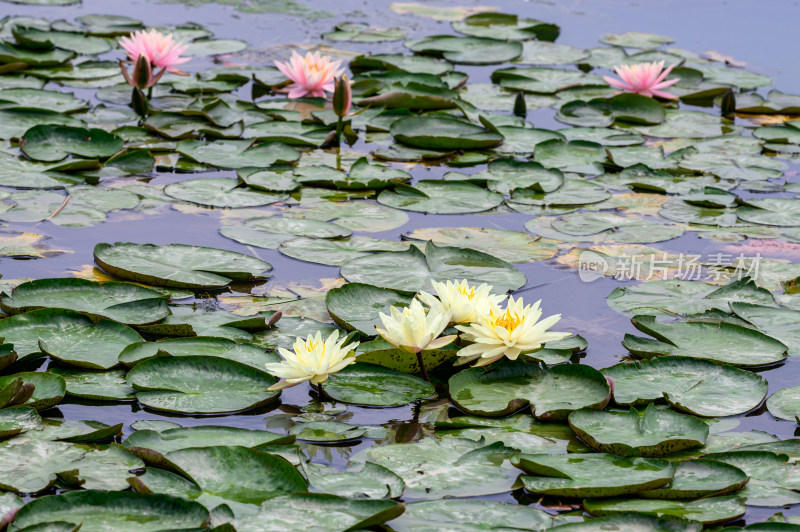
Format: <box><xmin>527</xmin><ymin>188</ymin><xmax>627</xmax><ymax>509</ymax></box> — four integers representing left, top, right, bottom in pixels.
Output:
<box><xmin>274</xmin><ymin>51</ymin><xmax>344</xmax><ymax>99</ymax></box>
<box><xmin>603</xmin><ymin>60</ymin><xmax>679</xmax><ymax>99</ymax></box>
<box><xmin>119</xmin><ymin>29</ymin><xmax>190</xmax><ymax>73</ymax></box>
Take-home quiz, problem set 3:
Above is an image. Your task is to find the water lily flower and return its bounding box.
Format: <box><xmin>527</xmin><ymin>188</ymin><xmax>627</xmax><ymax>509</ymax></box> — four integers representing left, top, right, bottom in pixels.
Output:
<box><xmin>274</xmin><ymin>51</ymin><xmax>344</xmax><ymax>99</ymax></box>
<box><xmin>417</xmin><ymin>279</ymin><xmax>506</xmax><ymax>325</ymax></box>
<box><xmin>375</xmin><ymin>299</ymin><xmax>456</xmax><ymax>380</ymax></box>
<box><xmin>455</xmin><ymin>296</ymin><xmax>571</xmax><ymax>367</ymax></box>
<box><xmin>603</xmin><ymin>60</ymin><xmax>679</xmax><ymax>99</ymax></box>
<box><xmin>119</xmin><ymin>29</ymin><xmax>190</xmax><ymax>74</ymax></box>
<box><xmin>265</xmin><ymin>330</ymin><xmax>359</xmax><ymax>391</ymax></box>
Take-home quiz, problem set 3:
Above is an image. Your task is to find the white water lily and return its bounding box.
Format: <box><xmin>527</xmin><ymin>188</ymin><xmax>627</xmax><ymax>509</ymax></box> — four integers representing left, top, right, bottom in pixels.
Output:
<box><xmin>265</xmin><ymin>330</ymin><xmax>359</xmax><ymax>391</ymax></box>
<box><xmin>455</xmin><ymin>296</ymin><xmax>571</xmax><ymax>367</ymax></box>
<box><xmin>375</xmin><ymin>298</ymin><xmax>456</xmax><ymax>354</ymax></box>
<box><xmin>417</xmin><ymin>279</ymin><xmax>506</xmax><ymax>325</ymax></box>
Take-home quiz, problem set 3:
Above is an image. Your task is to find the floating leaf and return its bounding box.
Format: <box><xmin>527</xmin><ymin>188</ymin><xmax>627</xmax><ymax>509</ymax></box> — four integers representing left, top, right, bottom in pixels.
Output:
<box><xmin>449</xmin><ymin>360</ymin><xmax>610</xmax><ymax>419</ymax></box>
<box><xmin>323</xmin><ymin>363</ymin><xmax>435</xmax><ymax>406</ymax></box>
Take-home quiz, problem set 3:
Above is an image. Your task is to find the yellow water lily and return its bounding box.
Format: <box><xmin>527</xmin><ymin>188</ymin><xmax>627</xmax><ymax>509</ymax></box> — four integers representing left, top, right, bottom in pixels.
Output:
<box><xmin>265</xmin><ymin>330</ymin><xmax>359</xmax><ymax>391</ymax></box>
<box><xmin>455</xmin><ymin>296</ymin><xmax>570</xmax><ymax>367</ymax></box>
<box><xmin>375</xmin><ymin>299</ymin><xmax>456</xmax><ymax>379</ymax></box>
<box><xmin>417</xmin><ymin>279</ymin><xmax>506</xmax><ymax>324</ymax></box>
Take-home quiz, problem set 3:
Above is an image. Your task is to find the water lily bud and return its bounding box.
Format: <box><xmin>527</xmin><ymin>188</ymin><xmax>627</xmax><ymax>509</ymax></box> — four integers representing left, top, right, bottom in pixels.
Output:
<box><xmin>720</xmin><ymin>88</ymin><xmax>736</xmax><ymax>118</ymax></box>
<box><xmin>513</xmin><ymin>92</ymin><xmax>527</xmax><ymax>118</ymax></box>
<box><xmin>132</xmin><ymin>54</ymin><xmax>152</xmax><ymax>90</ymax></box>
<box><xmin>333</xmin><ymin>75</ymin><xmax>352</xmax><ymax>118</ymax></box>
<box><xmin>131</xmin><ymin>87</ymin><xmax>149</xmax><ymax>117</ymax></box>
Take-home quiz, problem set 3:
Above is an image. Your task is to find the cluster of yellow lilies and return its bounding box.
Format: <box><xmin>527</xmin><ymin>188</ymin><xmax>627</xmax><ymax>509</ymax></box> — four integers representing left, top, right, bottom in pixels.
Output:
<box><xmin>266</xmin><ymin>280</ymin><xmax>570</xmax><ymax>391</ymax></box>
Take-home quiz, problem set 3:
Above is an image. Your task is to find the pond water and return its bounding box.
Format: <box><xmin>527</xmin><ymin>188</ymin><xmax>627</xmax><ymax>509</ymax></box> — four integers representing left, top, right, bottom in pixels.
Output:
<box><xmin>1</xmin><ymin>0</ymin><xmax>800</xmax><ymax>529</ymax></box>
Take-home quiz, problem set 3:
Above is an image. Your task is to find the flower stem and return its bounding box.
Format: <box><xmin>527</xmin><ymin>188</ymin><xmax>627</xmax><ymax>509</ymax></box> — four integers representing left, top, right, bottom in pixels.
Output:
<box><xmin>416</xmin><ymin>352</ymin><xmax>429</xmax><ymax>382</ymax></box>
<box><xmin>315</xmin><ymin>382</ymin><xmax>324</xmax><ymax>398</ymax></box>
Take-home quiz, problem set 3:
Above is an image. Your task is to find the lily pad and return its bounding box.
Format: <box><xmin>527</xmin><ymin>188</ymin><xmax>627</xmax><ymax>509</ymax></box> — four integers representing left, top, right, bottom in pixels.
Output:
<box><xmin>568</xmin><ymin>405</ymin><xmax>709</xmax><ymax>456</ymax></box>
<box><xmin>340</xmin><ymin>242</ymin><xmax>526</xmax><ymax>294</ymax></box>
<box><xmin>47</xmin><ymin>368</ymin><xmax>134</xmax><ymax>401</ymax></box>
<box><xmin>0</xmin><ymin>278</ymin><xmax>169</xmax><ymax>326</ymax></box>
<box><xmin>325</xmin><ymin>282</ymin><xmax>414</xmax><ymax>335</ymax></box>
<box><xmin>9</xmin><ymin>490</ymin><xmax>209</xmax><ymax>531</ymax></box>
<box><xmin>389</xmin><ymin>499</ymin><xmax>560</xmax><ymax>532</ymax></box>
<box><xmin>602</xmin><ymin>356</ymin><xmax>768</xmax><ymax>417</ymax></box>
<box><xmin>94</xmin><ymin>242</ymin><xmax>272</xmax><ymax>289</ymax></box>
<box><xmin>164</xmin><ymin>178</ymin><xmax>287</xmax><ymax>208</ymax></box>
<box><xmin>119</xmin><ymin>337</ymin><xmax>278</xmax><ymax>371</ymax></box>
<box><xmin>323</xmin><ymin>363</ymin><xmax>435</xmax><ymax>406</ymax></box>
<box><xmin>406</xmin><ymin>35</ymin><xmax>522</xmax><ymax>65</ymax></box>
<box><xmin>638</xmin><ymin>458</ymin><xmax>749</xmax><ymax>499</ymax></box>
<box><xmin>452</xmin><ymin>13</ymin><xmax>559</xmax><ymax>41</ymax></box>
<box><xmin>390</xmin><ymin>116</ymin><xmax>503</xmax><ymax>150</ymax></box>
<box><xmin>513</xmin><ymin>453</ymin><xmax>675</xmax><ymax>497</ymax></box>
<box><xmin>378</xmin><ymin>180</ymin><xmax>504</xmax><ymax>214</ymax></box>
<box><xmin>230</xmin><ymin>493</ymin><xmax>403</xmax><ymax>531</ymax></box>
<box><xmin>279</xmin><ymin>236</ymin><xmax>409</xmax><ymax>266</ymax></box>
<box><xmin>177</xmin><ymin>139</ymin><xmax>299</xmax><ymax>169</ymax></box>
<box><xmin>352</xmin><ymin>437</ymin><xmax>518</xmax><ymax>499</ymax></box>
<box><xmin>766</xmin><ymin>386</ymin><xmax>800</xmax><ymax>422</ymax></box>
<box><xmin>126</xmin><ymin>356</ymin><xmax>279</xmax><ymax>414</ymax></box>
<box><xmin>583</xmin><ymin>495</ymin><xmax>745</xmax><ymax>525</ymax></box>
<box><xmin>124</xmin><ymin>425</ymin><xmax>293</xmax><ymax>464</ymax></box>
<box><xmin>449</xmin><ymin>360</ymin><xmax>610</xmax><ymax>420</ymax></box>
<box><xmin>304</xmin><ymin>461</ymin><xmax>404</xmax><ymax>499</ymax></box>
<box><xmin>625</xmin><ymin>315</ymin><xmax>788</xmax><ymax>367</ymax></box>
<box><xmin>404</xmin><ymin>226</ymin><xmax>558</xmax><ymax>263</ymax></box>
<box><xmin>20</xmin><ymin>126</ymin><xmax>122</xmax><ymax>163</ymax></box>
<box><xmin>220</xmin><ymin>216</ymin><xmax>352</xmax><ymax>249</ymax></box>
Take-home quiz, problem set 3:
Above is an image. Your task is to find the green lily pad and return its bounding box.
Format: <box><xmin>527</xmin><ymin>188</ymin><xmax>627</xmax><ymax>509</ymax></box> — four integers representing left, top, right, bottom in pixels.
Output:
<box><xmin>449</xmin><ymin>360</ymin><xmax>610</xmax><ymax>420</ymax></box>
<box><xmin>0</xmin><ymin>278</ymin><xmax>169</xmax><ymax>326</ymax></box>
<box><xmin>378</xmin><ymin>180</ymin><xmax>504</xmax><ymax>214</ymax></box>
<box><xmin>389</xmin><ymin>499</ymin><xmax>561</xmax><ymax>532</ymax></box>
<box><xmin>602</xmin><ymin>356</ymin><xmax>768</xmax><ymax>417</ymax></box>
<box><xmin>230</xmin><ymin>493</ymin><xmax>403</xmax><ymax>531</ymax></box>
<box><xmin>20</xmin><ymin>126</ymin><xmax>122</xmax><ymax>163</ymax></box>
<box><xmin>9</xmin><ymin>490</ymin><xmax>209</xmax><ymax>531</ymax></box>
<box><xmin>164</xmin><ymin>445</ymin><xmax>307</xmax><ymax>505</ymax></box>
<box><xmin>126</xmin><ymin>356</ymin><xmax>279</xmax><ymax>414</ymax></box>
<box><xmin>220</xmin><ymin>216</ymin><xmax>352</xmax><ymax>249</ymax></box>
<box><xmin>452</xmin><ymin>12</ymin><xmax>558</xmax><ymax>41</ymax></box>
<box><xmin>639</xmin><ymin>458</ymin><xmax>749</xmax><ymax>499</ymax></box>
<box><xmin>601</xmin><ymin>32</ymin><xmax>675</xmax><ymax>49</ymax></box>
<box><xmin>325</xmin><ymin>282</ymin><xmax>414</xmax><ymax>335</ymax></box>
<box><xmin>355</xmin><ymin>339</ymin><xmax>457</xmax><ymax>374</ymax></box>
<box><xmin>323</xmin><ymin>363</ymin><xmax>435</xmax><ymax>406</ymax></box>
<box><xmin>625</xmin><ymin>315</ymin><xmax>788</xmax><ymax>367</ymax></box>
<box><xmin>124</xmin><ymin>425</ymin><xmax>293</xmax><ymax>464</ymax></box>
<box><xmin>289</xmin><ymin>420</ymin><xmax>366</xmax><ymax>443</ymax></box>
<box><xmin>737</xmin><ymin>199</ymin><xmax>800</xmax><ymax>227</ymax></box>
<box><xmin>303</xmin><ymin>461</ymin><xmax>404</xmax><ymax>499</ymax></box>
<box><xmin>352</xmin><ymin>437</ymin><xmax>518</xmax><ymax>499</ymax></box>
<box><xmin>0</xmin><ymin>88</ymin><xmax>88</xmax><ymax>113</ymax></box>
<box><xmin>526</xmin><ymin>213</ymin><xmax>684</xmax><ymax>244</ymax></box>
<box><xmin>492</xmin><ymin>67</ymin><xmax>605</xmax><ymax>94</ymax></box>
<box><xmin>279</xmin><ymin>236</ymin><xmax>409</xmax><ymax>266</ymax></box>
<box><xmin>391</xmin><ymin>116</ymin><xmax>503</xmax><ymax>150</ymax></box>
<box><xmin>608</xmin><ymin>278</ymin><xmax>774</xmax><ymax>316</ymax></box>
<box><xmin>568</xmin><ymin>405</ymin><xmax>709</xmax><ymax>456</ymax></box>
<box><xmin>0</xmin><ymin>109</ymin><xmax>83</xmax><ymax>140</ymax></box>
<box><xmin>323</xmin><ymin>22</ymin><xmax>406</xmax><ymax>42</ymax></box>
<box><xmin>766</xmin><ymin>386</ymin><xmax>800</xmax><ymax>422</ymax></box>
<box><xmin>404</xmin><ymin>226</ymin><xmax>558</xmax><ymax>263</ymax></box>
<box><xmin>548</xmin><ymin>514</ymin><xmax>702</xmax><ymax>531</ymax></box>
<box><xmin>0</xmin><ymin>407</ymin><xmax>40</xmax><ymax>438</ymax></box>
<box><xmin>94</xmin><ymin>242</ymin><xmax>272</xmax><ymax>289</ymax></box>
<box><xmin>177</xmin><ymin>139</ymin><xmax>298</xmax><ymax>169</ymax></box>
<box><xmin>703</xmin><ymin>451</ymin><xmax>800</xmax><ymax>507</ymax></box>
<box><xmin>340</xmin><ymin>241</ymin><xmax>526</xmax><ymax>294</ymax></box>
<box><xmin>0</xmin><ymin>307</ymin><xmax>140</xmax><ymax>367</ymax></box>
<box><xmin>286</xmin><ymin>198</ymin><xmax>408</xmax><ymax>233</ymax></box>
<box><xmin>583</xmin><ymin>495</ymin><xmax>745</xmax><ymax>525</ymax></box>
<box><xmin>513</xmin><ymin>453</ymin><xmax>675</xmax><ymax>497</ymax></box>
<box><xmin>557</xmin><ymin>93</ymin><xmax>666</xmax><ymax>128</ymax></box>
<box><xmin>164</xmin><ymin>177</ymin><xmax>287</xmax><ymax>208</ymax></box>
<box><xmin>0</xmin><ymin>437</ymin><xmax>87</xmax><ymax>493</ymax></box>
<box><xmin>47</xmin><ymin>368</ymin><xmax>134</xmax><ymax>401</ymax></box>
<box><xmin>350</xmin><ymin>53</ymin><xmax>453</xmax><ymax>76</ymax></box>
<box><xmin>119</xmin><ymin>336</ymin><xmax>278</xmax><ymax>371</ymax></box>
<box><xmin>0</xmin><ymin>372</ymin><xmax>64</xmax><ymax>410</ymax></box>
<box><xmin>406</xmin><ymin>35</ymin><xmax>522</xmax><ymax>65</ymax></box>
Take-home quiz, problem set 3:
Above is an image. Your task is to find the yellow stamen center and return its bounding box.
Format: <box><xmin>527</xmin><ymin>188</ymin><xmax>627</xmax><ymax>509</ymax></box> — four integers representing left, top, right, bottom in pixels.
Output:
<box><xmin>457</xmin><ymin>285</ymin><xmax>476</xmax><ymax>299</ymax></box>
<box><xmin>304</xmin><ymin>339</ymin><xmax>323</xmax><ymax>351</ymax></box>
<box><xmin>490</xmin><ymin>309</ymin><xmax>522</xmax><ymax>332</ymax></box>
